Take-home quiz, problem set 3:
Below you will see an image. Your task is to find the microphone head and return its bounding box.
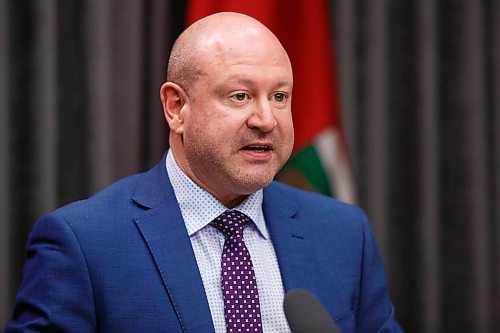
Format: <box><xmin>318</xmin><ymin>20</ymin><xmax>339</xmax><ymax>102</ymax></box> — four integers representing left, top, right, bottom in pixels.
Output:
<box><xmin>284</xmin><ymin>288</ymin><xmax>341</xmax><ymax>333</ymax></box>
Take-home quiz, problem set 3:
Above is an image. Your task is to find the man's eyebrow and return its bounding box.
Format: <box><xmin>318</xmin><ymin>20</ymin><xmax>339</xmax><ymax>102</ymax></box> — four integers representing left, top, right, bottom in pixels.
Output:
<box><xmin>272</xmin><ymin>80</ymin><xmax>293</xmax><ymax>90</ymax></box>
<box><xmin>226</xmin><ymin>78</ymin><xmax>257</xmax><ymax>88</ymax></box>
<box><xmin>224</xmin><ymin>78</ymin><xmax>293</xmax><ymax>90</ymax></box>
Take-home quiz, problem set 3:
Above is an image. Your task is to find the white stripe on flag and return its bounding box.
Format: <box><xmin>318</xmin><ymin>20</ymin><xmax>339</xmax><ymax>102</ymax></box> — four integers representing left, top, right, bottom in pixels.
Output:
<box><xmin>314</xmin><ymin>127</ymin><xmax>357</xmax><ymax>204</ymax></box>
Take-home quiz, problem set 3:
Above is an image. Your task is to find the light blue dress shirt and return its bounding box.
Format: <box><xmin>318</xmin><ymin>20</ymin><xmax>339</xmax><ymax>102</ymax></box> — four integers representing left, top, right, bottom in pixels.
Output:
<box><xmin>166</xmin><ymin>150</ymin><xmax>290</xmax><ymax>332</ymax></box>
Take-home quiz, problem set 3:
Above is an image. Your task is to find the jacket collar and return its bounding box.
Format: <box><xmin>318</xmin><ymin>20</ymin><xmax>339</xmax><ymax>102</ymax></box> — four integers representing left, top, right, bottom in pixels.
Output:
<box><xmin>131</xmin><ymin>152</ymin><xmax>172</xmax><ymax>209</ymax></box>
<box><xmin>263</xmin><ymin>183</ymin><xmax>317</xmax><ymax>294</ymax></box>
<box><xmin>132</xmin><ymin>153</ymin><xmax>215</xmax><ymax>333</ymax></box>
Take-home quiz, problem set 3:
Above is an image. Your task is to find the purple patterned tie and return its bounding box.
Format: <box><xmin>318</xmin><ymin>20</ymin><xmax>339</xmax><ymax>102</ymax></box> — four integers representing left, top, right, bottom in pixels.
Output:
<box><xmin>212</xmin><ymin>210</ymin><xmax>263</xmax><ymax>333</ymax></box>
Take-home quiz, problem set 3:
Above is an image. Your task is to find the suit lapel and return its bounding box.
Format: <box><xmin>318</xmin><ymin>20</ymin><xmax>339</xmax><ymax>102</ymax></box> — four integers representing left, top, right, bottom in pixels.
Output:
<box><xmin>132</xmin><ymin>158</ymin><xmax>215</xmax><ymax>333</ymax></box>
<box><xmin>263</xmin><ymin>184</ymin><xmax>317</xmax><ymax>294</ymax></box>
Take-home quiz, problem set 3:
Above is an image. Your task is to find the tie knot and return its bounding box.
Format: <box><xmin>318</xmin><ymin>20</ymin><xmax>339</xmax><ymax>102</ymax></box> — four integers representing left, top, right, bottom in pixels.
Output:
<box><xmin>212</xmin><ymin>210</ymin><xmax>250</xmax><ymax>239</ymax></box>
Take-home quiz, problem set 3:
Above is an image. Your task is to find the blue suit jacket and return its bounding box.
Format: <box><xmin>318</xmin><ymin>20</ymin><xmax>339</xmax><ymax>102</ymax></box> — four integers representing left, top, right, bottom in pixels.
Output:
<box><xmin>6</xmin><ymin>155</ymin><xmax>402</xmax><ymax>333</ymax></box>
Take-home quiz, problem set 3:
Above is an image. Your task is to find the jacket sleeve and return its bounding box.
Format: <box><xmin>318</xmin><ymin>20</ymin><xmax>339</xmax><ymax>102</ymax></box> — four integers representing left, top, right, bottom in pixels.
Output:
<box><xmin>5</xmin><ymin>214</ymin><xmax>97</xmax><ymax>333</ymax></box>
<box><xmin>355</xmin><ymin>208</ymin><xmax>404</xmax><ymax>333</ymax></box>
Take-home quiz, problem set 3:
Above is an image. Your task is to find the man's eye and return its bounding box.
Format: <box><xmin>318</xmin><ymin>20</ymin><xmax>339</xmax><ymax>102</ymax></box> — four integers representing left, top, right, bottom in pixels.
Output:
<box><xmin>273</xmin><ymin>93</ymin><xmax>287</xmax><ymax>102</ymax></box>
<box><xmin>233</xmin><ymin>92</ymin><xmax>248</xmax><ymax>101</ymax></box>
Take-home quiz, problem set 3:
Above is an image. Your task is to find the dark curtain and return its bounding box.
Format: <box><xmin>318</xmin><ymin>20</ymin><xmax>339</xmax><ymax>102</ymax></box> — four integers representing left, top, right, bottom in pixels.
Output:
<box><xmin>334</xmin><ymin>1</ymin><xmax>499</xmax><ymax>332</ymax></box>
<box><xmin>1</xmin><ymin>1</ymin><xmax>498</xmax><ymax>332</ymax></box>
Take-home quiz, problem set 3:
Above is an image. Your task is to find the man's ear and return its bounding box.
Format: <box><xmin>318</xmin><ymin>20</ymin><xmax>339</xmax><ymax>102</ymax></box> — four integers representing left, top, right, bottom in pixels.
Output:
<box><xmin>160</xmin><ymin>82</ymin><xmax>188</xmax><ymax>135</ymax></box>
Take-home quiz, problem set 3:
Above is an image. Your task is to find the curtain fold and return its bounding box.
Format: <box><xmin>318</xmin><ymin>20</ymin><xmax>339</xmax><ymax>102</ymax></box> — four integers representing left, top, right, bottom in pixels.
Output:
<box><xmin>416</xmin><ymin>1</ymin><xmax>442</xmax><ymax>331</ymax></box>
<box><xmin>0</xmin><ymin>0</ymin><xmax>11</xmax><ymax>322</ymax></box>
<box><xmin>493</xmin><ymin>1</ymin><xmax>500</xmax><ymax>330</ymax></box>
<box><xmin>1</xmin><ymin>1</ymin><xmax>498</xmax><ymax>332</ymax></box>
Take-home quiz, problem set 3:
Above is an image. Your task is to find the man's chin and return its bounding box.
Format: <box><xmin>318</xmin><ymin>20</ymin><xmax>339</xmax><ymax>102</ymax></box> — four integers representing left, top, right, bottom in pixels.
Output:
<box><xmin>233</xmin><ymin>174</ymin><xmax>275</xmax><ymax>194</ymax></box>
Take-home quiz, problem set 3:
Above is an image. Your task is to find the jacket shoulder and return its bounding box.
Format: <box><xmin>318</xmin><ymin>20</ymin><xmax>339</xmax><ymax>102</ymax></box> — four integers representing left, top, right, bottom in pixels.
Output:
<box><xmin>52</xmin><ymin>172</ymin><xmax>145</xmax><ymax>219</ymax></box>
<box><xmin>267</xmin><ymin>180</ymin><xmax>362</xmax><ymax>214</ymax></box>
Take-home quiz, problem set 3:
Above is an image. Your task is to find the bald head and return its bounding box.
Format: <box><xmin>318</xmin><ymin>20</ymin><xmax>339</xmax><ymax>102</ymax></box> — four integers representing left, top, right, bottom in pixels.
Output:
<box><xmin>167</xmin><ymin>12</ymin><xmax>291</xmax><ymax>93</ymax></box>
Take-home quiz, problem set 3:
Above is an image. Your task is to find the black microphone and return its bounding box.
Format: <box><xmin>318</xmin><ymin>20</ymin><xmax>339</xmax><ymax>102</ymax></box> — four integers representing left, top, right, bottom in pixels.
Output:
<box><xmin>284</xmin><ymin>288</ymin><xmax>341</xmax><ymax>333</ymax></box>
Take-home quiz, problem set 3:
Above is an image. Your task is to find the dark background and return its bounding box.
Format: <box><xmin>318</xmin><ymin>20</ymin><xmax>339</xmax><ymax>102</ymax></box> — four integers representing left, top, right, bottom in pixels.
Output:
<box><xmin>1</xmin><ymin>1</ymin><xmax>499</xmax><ymax>332</ymax></box>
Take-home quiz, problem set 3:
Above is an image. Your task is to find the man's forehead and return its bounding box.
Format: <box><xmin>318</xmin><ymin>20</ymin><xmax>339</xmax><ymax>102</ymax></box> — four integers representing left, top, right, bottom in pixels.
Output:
<box><xmin>195</xmin><ymin>32</ymin><xmax>282</xmax><ymax>61</ymax></box>
<box><xmin>194</xmin><ymin>34</ymin><xmax>291</xmax><ymax>70</ymax></box>
<box><xmin>199</xmin><ymin>26</ymin><xmax>262</xmax><ymax>48</ymax></box>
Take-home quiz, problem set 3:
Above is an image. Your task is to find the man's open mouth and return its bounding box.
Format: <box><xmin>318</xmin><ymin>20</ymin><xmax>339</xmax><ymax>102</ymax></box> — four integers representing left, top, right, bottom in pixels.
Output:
<box><xmin>241</xmin><ymin>145</ymin><xmax>272</xmax><ymax>152</ymax></box>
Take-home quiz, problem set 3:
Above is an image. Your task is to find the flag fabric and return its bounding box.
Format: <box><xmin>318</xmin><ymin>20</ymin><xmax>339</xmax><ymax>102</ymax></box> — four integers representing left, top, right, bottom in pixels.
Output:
<box><xmin>187</xmin><ymin>0</ymin><xmax>356</xmax><ymax>203</ymax></box>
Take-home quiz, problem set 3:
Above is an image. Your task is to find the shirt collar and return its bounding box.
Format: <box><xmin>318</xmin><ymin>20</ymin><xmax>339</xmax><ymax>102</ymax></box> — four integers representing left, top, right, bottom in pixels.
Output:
<box><xmin>165</xmin><ymin>150</ymin><xmax>268</xmax><ymax>239</ymax></box>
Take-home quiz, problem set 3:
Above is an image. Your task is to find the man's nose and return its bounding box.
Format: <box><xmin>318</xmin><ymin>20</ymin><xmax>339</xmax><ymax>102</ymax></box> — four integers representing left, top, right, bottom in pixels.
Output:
<box><xmin>246</xmin><ymin>99</ymin><xmax>277</xmax><ymax>132</ymax></box>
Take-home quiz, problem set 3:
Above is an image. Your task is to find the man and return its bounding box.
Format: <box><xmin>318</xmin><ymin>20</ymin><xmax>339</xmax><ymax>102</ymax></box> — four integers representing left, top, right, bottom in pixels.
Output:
<box><xmin>6</xmin><ymin>12</ymin><xmax>402</xmax><ymax>333</ymax></box>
